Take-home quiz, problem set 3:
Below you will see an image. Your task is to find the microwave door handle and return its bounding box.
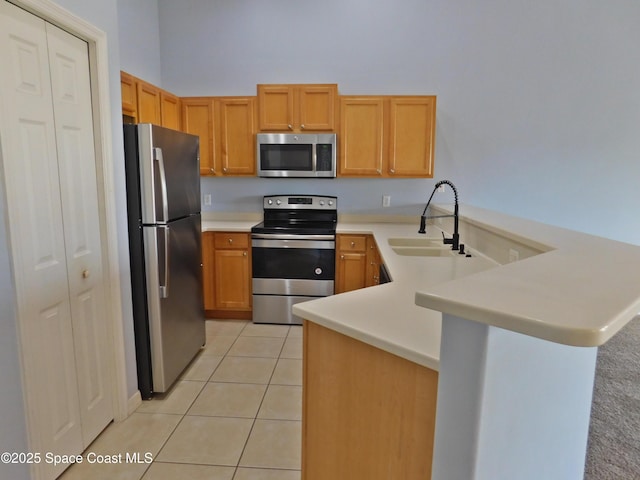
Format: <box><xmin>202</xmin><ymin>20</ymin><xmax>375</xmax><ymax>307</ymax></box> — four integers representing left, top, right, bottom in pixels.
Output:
<box><xmin>154</xmin><ymin>147</ymin><xmax>169</xmax><ymax>223</ymax></box>
<box><xmin>312</xmin><ymin>143</ymin><xmax>317</xmax><ymax>174</ymax></box>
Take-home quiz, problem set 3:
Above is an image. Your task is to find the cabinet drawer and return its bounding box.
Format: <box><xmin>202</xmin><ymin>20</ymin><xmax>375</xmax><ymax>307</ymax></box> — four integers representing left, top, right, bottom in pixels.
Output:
<box><xmin>338</xmin><ymin>235</ymin><xmax>367</xmax><ymax>252</ymax></box>
<box><xmin>214</xmin><ymin>232</ymin><xmax>249</xmax><ymax>249</ymax></box>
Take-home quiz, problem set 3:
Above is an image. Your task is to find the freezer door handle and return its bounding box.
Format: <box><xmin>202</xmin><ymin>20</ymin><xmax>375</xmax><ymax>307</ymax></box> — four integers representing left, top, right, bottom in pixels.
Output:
<box><xmin>154</xmin><ymin>147</ymin><xmax>169</xmax><ymax>223</ymax></box>
<box><xmin>158</xmin><ymin>225</ymin><xmax>170</xmax><ymax>298</ymax></box>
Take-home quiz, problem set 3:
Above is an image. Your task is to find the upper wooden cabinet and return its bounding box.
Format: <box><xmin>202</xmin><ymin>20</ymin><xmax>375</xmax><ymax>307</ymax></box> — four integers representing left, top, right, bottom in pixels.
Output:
<box><xmin>339</xmin><ymin>95</ymin><xmax>436</xmax><ymax>178</ymax></box>
<box><xmin>120</xmin><ymin>71</ymin><xmax>182</xmax><ymax>129</ymax></box>
<box><xmin>257</xmin><ymin>84</ymin><xmax>337</xmax><ymax>132</ymax></box>
<box><xmin>136</xmin><ymin>80</ymin><xmax>162</xmax><ymax>125</ymax></box>
<box><xmin>388</xmin><ymin>97</ymin><xmax>436</xmax><ymax>177</ymax></box>
<box><xmin>339</xmin><ymin>97</ymin><xmax>385</xmax><ymax>176</ymax></box>
<box><xmin>181</xmin><ymin>97</ymin><xmax>215</xmax><ymax>176</ymax></box>
<box><xmin>160</xmin><ymin>91</ymin><xmax>181</xmax><ymax>131</ymax></box>
<box><xmin>182</xmin><ymin>96</ymin><xmax>257</xmax><ymax>176</ymax></box>
<box><xmin>215</xmin><ymin>97</ymin><xmax>256</xmax><ymax>176</ymax></box>
<box><xmin>120</xmin><ymin>71</ymin><xmax>138</xmax><ymax>122</ymax></box>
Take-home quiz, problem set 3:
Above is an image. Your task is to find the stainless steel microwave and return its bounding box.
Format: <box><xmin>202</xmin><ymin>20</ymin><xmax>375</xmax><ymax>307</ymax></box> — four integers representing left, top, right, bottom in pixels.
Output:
<box><xmin>257</xmin><ymin>133</ymin><xmax>337</xmax><ymax>178</ymax></box>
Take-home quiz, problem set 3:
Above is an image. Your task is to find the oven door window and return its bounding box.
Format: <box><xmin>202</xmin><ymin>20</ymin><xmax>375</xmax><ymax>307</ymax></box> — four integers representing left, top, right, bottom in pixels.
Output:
<box><xmin>253</xmin><ymin>246</ymin><xmax>335</xmax><ymax>280</ymax></box>
<box><xmin>259</xmin><ymin>144</ymin><xmax>313</xmax><ymax>171</ymax></box>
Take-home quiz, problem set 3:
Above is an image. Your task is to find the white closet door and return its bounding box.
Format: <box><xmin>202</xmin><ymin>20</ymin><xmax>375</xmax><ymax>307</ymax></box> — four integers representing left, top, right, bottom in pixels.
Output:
<box><xmin>0</xmin><ymin>2</ymin><xmax>113</xmax><ymax>478</ymax></box>
<box><xmin>46</xmin><ymin>21</ymin><xmax>113</xmax><ymax>447</ymax></box>
<box><xmin>0</xmin><ymin>2</ymin><xmax>83</xmax><ymax>476</ymax></box>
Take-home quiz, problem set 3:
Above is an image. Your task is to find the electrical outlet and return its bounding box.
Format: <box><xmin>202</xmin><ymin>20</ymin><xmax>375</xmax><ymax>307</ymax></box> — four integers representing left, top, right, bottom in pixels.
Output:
<box><xmin>508</xmin><ymin>248</ymin><xmax>520</xmax><ymax>263</ymax></box>
<box><xmin>203</xmin><ymin>194</ymin><xmax>212</xmax><ymax>206</ymax></box>
<box><xmin>382</xmin><ymin>195</ymin><xmax>391</xmax><ymax>208</ymax></box>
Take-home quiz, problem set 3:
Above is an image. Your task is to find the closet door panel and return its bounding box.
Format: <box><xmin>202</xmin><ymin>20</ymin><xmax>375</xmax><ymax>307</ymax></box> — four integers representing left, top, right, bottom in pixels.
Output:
<box><xmin>0</xmin><ymin>3</ymin><xmax>83</xmax><ymax>478</ymax></box>
<box><xmin>46</xmin><ymin>22</ymin><xmax>113</xmax><ymax>446</ymax></box>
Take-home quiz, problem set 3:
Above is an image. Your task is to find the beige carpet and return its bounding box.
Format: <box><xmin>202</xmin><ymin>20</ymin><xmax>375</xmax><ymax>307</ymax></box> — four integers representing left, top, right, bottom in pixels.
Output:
<box><xmin>585</xmin><ymin>316</ymin><xmax>640</xmax><ymax>479</ymax></box>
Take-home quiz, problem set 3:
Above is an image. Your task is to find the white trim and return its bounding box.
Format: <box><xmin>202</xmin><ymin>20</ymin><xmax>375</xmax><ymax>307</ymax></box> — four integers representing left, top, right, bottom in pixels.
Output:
<box><xmin>11</xmin><ymin>0</ymin><xmax>129</xmax><ymax>423</ymax></box>
<box><xmin>127</xmin><ymin>390</ymin><xmax>143</xmax><ymax>416</ymax></box>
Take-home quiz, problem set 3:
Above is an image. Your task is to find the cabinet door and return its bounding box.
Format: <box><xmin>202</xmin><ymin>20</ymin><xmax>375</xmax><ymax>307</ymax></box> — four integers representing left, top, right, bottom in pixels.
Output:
<box><xmin>339</xmin><ymin>97</ymin><xmax>385</xmax><ymax>176</ymax></box>
<box><xmin>137</xmin><ymin>80</ymin><xmax>162</xmax><ymax>124</ymax></box>
<box><xmin>257</xmin><ymin>84</ymin><xmax>294</xmax><ymax>131</ymax></box>
<box><xmin>214</xmin><ymin>249</ymin><xmax>251</xmax><ymax>309</ymax></box>
<box><xmin>216</xmin><ymin>97</ymin><xmax>256</xmax><ymax>175</ymax></box>
<box><xmin>182</xmin><ymin>98</ymin><xmax>216</xmax><ymax>175</ymax></box>
<box><xmin>388</xmin><ymin>96</ymin><xmax>436</xmax><ymax>177</ymax></box>
<box><xmin>335</xmin><ymin>235</ymin><xmax>368</xmax><ymax>294</ymax></box>
<box><xmin>202</xmin><ymin>232</ymin><xmax>216</xmax><ymax>310</ymax></box>
<box><xmin>120</xmin><ymin>71</ymin><xmax>137</xmax><ymax>121</ymax></box>
<box><xmin>160</xmin><ymin>91</ymin><xmax>181</xmax><ymax>130</ymax></box>
<box><xmin>365</xmin><ymin>235</ymin><xmax>381</xmax><ymax>287</ymax></box>
<box><xmin>299</xmin><ymin>84</ymin><xmax>337</xmax><ymax>131</ymax></box>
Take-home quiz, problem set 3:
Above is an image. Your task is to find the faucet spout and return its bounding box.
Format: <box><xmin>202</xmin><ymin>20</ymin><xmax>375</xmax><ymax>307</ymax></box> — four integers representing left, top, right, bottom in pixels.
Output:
<box><xmin>419</xmin><ymin>180</ymin><xmax>460</xmax><ymax>250</ymax></box>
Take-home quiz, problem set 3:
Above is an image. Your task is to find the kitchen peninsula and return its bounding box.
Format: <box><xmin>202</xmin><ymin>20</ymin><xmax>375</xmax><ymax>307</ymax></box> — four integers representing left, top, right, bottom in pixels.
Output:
<box><xmin>292</xmin><ymin>204</ymin><xmax>640</xmax><ymax>480</ymax></box>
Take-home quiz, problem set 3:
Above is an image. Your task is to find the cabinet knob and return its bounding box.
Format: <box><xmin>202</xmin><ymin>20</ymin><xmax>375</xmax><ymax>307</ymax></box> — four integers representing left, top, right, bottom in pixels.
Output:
<box><xmin>210</xmin><ymin>167</ymin><xmax>215</xmax><ymax>174</ymax></box>
<box><xmin>243</xmin><ymin>251</ymin><xmax>247</xmax><ymax>256</ymax></box>
<box><xmin>376</xmin><ymin>169</ymin><xmax>381</xmax><ymax>174</ymax></box>
<box><xmin>340</xmin><ymin>255</ymin><xmax>345</xmax><ymax>260</ymax></box>
<box><xmin>228</xmin><ymin>238</ymin><xmax>233</xmax><ymax>244</ymax></box>
<box><xmin>350</xmin><ymin>241</ymin><xmax>355</xmax><ymax>247</ymax></box>
<box><xmin>300</xmin><ymin>124</ymin><xmax>305</xmax><ymax>130</ymax></box>
<box><xmin>390</xmin><ymin>169</ymin><xmax>395</xmax><ymax>174</ymax></box>
<box><xmin>82</xmin><ymin>269</ymin><xmax>90</xmax><ymax>279</ymax></box>
<box><xmin>288</xmin><ymin>124</ymin><xmax>293</xmax><ymax>130</ymax></box>
<box><xmin>223</xmin><ymin>167</ymin><xmax>228</xmax><ymax>173</ymax></box>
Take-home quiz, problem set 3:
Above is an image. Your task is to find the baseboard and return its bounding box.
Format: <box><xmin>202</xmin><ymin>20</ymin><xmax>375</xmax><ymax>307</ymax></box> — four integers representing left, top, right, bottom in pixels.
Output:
<box><xmin>127</xmin><ymin>390</ymin><xmax>142</xmax><ymax>416</ymax></box>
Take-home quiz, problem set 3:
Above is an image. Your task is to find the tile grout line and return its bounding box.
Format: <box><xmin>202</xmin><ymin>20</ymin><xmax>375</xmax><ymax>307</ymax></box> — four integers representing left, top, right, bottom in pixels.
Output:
<box><xmin>231</xmin><ymin>322</ymin><xmax>290</xmax><ymax>476</ymax></box>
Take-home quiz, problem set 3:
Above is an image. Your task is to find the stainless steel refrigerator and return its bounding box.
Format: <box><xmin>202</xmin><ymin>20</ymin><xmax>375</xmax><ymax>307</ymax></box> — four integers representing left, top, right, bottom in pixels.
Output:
<box><xmin>124</xmin><ymin>123</ymin><xmax>205</xmax><ymax>399</ymax></box>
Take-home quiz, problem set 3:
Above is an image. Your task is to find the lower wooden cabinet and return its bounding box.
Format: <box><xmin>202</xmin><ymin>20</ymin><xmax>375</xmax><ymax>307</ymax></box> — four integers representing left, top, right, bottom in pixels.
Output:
<box><xmin>303</xmin><ymin>321</ymin><xmax>438</xmax><ymax>480</ymax></box>
<box><xmin>365</xmin><ymin>235</ymin><xmax>382</xmax><ymax>287</ymax></box>
<box><xmin>335</xmin><ymin>234</ymin><xmax>382</xmax><ymax>293</ymax></box>
<box><xmin>202</xmin><ymin>232</ymin><xmax>252</xmax><ymax>319</ymax></box>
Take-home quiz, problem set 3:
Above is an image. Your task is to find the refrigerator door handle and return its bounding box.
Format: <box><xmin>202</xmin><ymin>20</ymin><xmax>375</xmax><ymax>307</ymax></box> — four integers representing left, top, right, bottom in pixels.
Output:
<box><xmin>154</xmin><ymin>147</ymin><xmax>169</xmax><ymax>223</ymax></box>
<box><xmin>159</xmin><ymin>226</ymin><xmax>170</xmax><ymax>298</ymax></box>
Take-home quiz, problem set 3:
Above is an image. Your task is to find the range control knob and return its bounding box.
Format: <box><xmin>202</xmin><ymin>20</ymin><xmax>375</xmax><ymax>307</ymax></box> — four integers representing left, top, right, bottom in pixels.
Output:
<box><xmin>267</xmin><ymin>199</ymin><xmax>273</xmax><ymax>205</ymax></box>
<box><xmin>328</xmin><ymin>200</ymin><xmax>334</xmax><ymax>206</ymax></box>
<box><xmin>276</xmin><ymin>199</ymin><xmax>282</xmax><ymax>205</ymax></box>
<box><xmin>319</xmin><ymin>201</ymin><xmax>325</xmax><ymax>206</ymax></box>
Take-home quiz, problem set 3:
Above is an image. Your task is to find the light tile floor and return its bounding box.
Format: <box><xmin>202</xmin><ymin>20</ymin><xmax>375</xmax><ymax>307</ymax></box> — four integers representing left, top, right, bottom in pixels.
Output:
<box><xmin>60</xmin><ymin>320</ymin><xmax>302</xmax><ymax>480</ymax></box>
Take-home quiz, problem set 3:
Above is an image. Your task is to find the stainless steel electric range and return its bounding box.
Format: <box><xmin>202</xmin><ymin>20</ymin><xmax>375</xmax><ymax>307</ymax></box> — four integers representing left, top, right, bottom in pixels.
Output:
<box><xmin>251</xmin><ymin>195</ymin><xmax>337</xmax><ymax>325</ymax></box>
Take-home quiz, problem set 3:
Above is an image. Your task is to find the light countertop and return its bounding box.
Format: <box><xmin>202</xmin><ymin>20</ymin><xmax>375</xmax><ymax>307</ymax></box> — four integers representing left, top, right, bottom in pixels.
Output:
<box><xmin>201</xmin><ymin>206</ymin><xmax>640</xmax><ymax>370</ymax></box>
<box><xmin>413</xmin><ymin>204</ymin><xmax>640</xmax><ymax>348</ymax></box>
<box><xmin>294</xmin><ymin>222</ymin><xmax>498</xmax><ymax>371</ymax></box>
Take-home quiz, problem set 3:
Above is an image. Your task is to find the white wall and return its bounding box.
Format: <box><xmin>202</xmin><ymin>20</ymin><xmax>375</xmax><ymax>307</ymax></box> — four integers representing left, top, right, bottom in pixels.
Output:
<box><xmin>157</xmin><ymin>0</ymin><xmax>640</xmax><ymax>245</ymax></box>
<box><xmin>117</xmin><ymin>0</ymin><xmax>162</xmax><ymax>84</ymax></box>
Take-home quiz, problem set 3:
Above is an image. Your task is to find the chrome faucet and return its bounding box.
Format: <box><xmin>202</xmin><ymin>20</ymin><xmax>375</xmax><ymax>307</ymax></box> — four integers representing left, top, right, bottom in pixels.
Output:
<box><xmin>419</xmin><ymin>180</ymin><xmax>460</xmax><ymax>251</ymax></box>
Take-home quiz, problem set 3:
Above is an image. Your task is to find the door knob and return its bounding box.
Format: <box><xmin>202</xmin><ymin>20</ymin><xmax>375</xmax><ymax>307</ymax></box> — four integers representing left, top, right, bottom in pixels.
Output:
<box><xmin>82</xmin><ymin>269</ymin><xmax>90</xmax><ymax>279</ymax></box>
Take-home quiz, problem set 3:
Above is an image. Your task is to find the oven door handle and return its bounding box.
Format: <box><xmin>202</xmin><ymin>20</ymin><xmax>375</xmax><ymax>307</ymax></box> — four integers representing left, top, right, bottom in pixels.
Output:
<box><xmin>251</xmin><ymin>233</ymin><xmax>335</xmax><ymax>241</ymax></box>
<box><xmin>252</xmin><ymin>238</ymin><xmax>335</xmax><ymax>249</ymax></box>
